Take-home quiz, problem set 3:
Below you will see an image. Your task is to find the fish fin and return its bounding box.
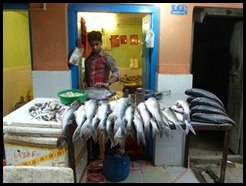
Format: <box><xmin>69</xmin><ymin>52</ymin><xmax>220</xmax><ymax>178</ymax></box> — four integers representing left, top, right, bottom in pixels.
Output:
<box><xmin>57</xmin><ymin>136</ymin><xmax>66</xmax><ymax>148</ymax></box>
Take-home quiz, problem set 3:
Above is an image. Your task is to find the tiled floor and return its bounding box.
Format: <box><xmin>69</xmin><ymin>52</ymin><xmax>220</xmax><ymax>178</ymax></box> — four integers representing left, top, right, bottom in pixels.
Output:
<box><xmin>86</xmin><ymin>160</ymin><xmax>200</xmax><ymax>183</ymax></box>
<box><xmin>116</xmin><ymin>161</ymin><xmax>200</xmax><ymax>183</ymax></box>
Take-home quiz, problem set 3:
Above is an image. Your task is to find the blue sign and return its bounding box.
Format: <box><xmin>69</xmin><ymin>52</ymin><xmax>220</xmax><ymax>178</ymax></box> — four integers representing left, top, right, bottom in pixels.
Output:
<box><xmin>171</xmin><ymin>4</ymin><xmax>187</xmax><ymax>15</ymax></box>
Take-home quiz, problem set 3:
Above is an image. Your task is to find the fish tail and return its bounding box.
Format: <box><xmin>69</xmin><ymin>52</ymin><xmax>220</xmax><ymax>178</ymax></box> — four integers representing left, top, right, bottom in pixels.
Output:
<box><xmin>56</xmin><ymin>136</ymin><xmax>65</xmax><ymax>148</ymax></box>
<box><xmin>185</xmin><ymin>120</ymin><xmax>196</xmax><ymax>135</ymax></box>
<box><xmin>137</xmin><ymin>131</ymin><xmax>146</xmax><ymax>146</ymax></box>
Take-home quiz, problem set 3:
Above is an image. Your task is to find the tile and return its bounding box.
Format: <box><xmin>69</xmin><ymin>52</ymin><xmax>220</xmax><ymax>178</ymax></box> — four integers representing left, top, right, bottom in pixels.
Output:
<box><xmin>32</xmin><ymin>71</ymin><xmax>71</xmax><ymax>98</ymax></box>
<box><xmin>157</xmin><ymin>74</ymin><xmax>193</xmax><ymax>94</ymax></box>
<box><xmin>142</xmin><ymin>172</ymin><xmax>171</xmax><ymax>183</ymax></box>
<box><xmin>119</xmin><ymin>172</ymin><xmax>144</xmax><ymax>183</ymax></box>
<box><xmin>166</xmin><ymin>166</ymin><xmax>200</xmax><ymax>183</ymax></box>
<box><xmin>153</xmin><ymin>146</ymin><xmax>172</xmax><ymax>166</ymax></box>
<box><xmin>141</xmin><ymin>164</ymin><xmax>167</xmax><ymax>173</ymax></box>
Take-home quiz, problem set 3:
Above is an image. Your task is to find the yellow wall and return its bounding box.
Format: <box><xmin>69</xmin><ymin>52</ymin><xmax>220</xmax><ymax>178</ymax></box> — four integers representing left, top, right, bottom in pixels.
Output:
<box><xmin>3</xmin><ymin>11</ymin><xmax>33</xmax><ymax>116</ymax></box>
<box><xmin>104</xmin><ymin>24</ymin><xmax>142</xmax><ymax>68</ymax></box>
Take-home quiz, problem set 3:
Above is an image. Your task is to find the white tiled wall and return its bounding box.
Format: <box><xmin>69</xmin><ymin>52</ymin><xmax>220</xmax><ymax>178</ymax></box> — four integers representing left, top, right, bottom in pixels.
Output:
<box><xmin>32</xmin><ymin>70</ymin><xmax>71</xmax><ymax>98</ymax></box>
<box><xmin>154</xmin><ymin>74</ymin><xmax>193</xmax><ymax>166</ymax></box>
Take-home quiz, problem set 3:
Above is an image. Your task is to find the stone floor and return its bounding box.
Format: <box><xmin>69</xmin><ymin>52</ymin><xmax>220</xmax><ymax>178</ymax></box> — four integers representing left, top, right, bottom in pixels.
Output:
<box><xmin>189</xmin><ymin>130</ymin><xmax>243</xmax><ymax>183</ymax></box>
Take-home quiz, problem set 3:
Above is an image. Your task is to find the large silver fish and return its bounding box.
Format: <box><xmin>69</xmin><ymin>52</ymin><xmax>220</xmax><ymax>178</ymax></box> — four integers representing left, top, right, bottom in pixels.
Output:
<box><xmin>137</xmin><ymin>102</ymin><xmax>151</xmax><ymax>139</ymax></box>
<box><xmin>80</xmin><ymin>99</ymin><xmax>98</xmax><ymax>142</ymax></box>
<box><xmin>114</xmin><ymin>127</ymin><xmax>126</xmax><ymax>150</ymax></box>
<box><xmin>175</xmin><ymin>100</ymin><xmax>191</xmax><ymax>122</ymax></box>
<box><xmin>72</xmin><ymin>104</ymin><xmax>86</xmax><ymax>143</ymax></box>
<box><xmin>124</xmin><ymin>104</ymin><xmax>135</xmax><ymax>140</ymax></box>
<box><xmin>191</xmin><ymin>112</ymin><xmax>237</xmax><ymax>128</ymax></box>
<box><xmin>133</xmin><ymin>108</ymin><xmax>146</xmax><ymax>146</ymax></box>
<box><xmin>57</xmin><ymin>99</ymin><xmax>81</xmax><ymax>148</ymax></box>
<box><xmin>190</xmin><ymin>105</ymin><xmax>228</xmax><ymax>116</ymax></box>
<box><xmin>190</xmin><ymin>97</ymin><xmax>226</xmax><ymax>113</ymax></box>
<box><xmin>144</xmin><ymin>97</ymin><xmax>170</xmax><ymax>137</ymax></box>
<box><xmin>185</xmin><ymin>88</ymin><xmax>225</xmax><ymax>109</ymax></box>
<box><xmin>149</xmin><ymin>117</ymin><xmax>160</xmax><ymax>138</ymax></box>
<box><xmin>93</xmin><ymin>100</ymin><xmax>111</xmax><ymax>138</ymax></box>
<box><xmin>85</xmin><ymin>87</ymin><xmax>116</xmax><ymax>100</ymax></box>
<box><xmin>105</xmin><ymin>113</ymin><xmax>116</xmax><ymax>147</ymax></box>
<box><xmin>162</xmin><ymin>107</ymin><xmax>184</xmax><ymax>132</ymax></box>
<box><xmin>112</xmin><ymin>97</ymin><xmax>130</xmax><ymax>135</ymax></box>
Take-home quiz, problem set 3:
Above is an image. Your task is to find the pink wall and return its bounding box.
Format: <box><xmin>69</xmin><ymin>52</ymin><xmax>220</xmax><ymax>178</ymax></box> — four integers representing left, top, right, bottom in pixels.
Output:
<box><xmin>30</xmin><ymin>3</ymin><xmax>68</xmax><ymax>70</ymax></box>
<box><xmin>30</xmin><ymin>3</ymin><xmax>243</xmax><ymax>73</ymax></box>
<box><xmin>158</xmin><ymin>3</ymin><xmax>243</xmax><ymax>74</ymax></box>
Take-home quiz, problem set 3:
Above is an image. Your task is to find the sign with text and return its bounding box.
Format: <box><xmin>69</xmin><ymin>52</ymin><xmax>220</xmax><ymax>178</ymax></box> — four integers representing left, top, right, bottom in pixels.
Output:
<box><xmin>171</xmin><ymin>5</ymin><xmax>187</xmax><ymax>15</ymax></box>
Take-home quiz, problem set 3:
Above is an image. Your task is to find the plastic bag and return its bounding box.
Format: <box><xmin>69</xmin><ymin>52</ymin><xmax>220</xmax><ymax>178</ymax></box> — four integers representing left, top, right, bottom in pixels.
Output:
<box><xmin>145</xmin><ymin>29</ymin><xmax>155</xmax><ymax>48</ymax></box>
<box><xmin>68</xmin><ymin>47</ymin><xmax>84</xmax><ymax>66</ymax></box>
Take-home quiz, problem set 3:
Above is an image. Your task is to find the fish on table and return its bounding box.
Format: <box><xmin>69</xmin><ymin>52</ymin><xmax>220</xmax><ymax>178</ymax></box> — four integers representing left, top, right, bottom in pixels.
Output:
<box><xmin>137</xmin><ymin>102</ymin><xmax>151</xmax><ymax>139</ymax></box>
<box><xmin>190</xmin><ymin>97</ymin><xmax>226</xmax><ymax>113</ymax></box>
<box><xmin>80</xmin><ymin>99</ymin><xmax>98</xmax><ymax>143</ymax></box>
<box><xmin>123</xmin><ymin>104</ymin><xmax>135</xmax><ymax>140</ymax></box>
<box><xmin>93</xmin><ymin>100</ymin><xmax>111</xmax><ymax>139</ymax></box>
<box><xmin>185</xmin><ymin>88</ymin><xmax>225</xmax><ymax>109</ymax></box>
<box><xmin>190</xmin><ymin>105</ymin><xmax>228</xmax><ymax>116</ymax></box>
<box><xmin>191</xmin><ymin>112</ymin><xmax>237</xmax><ymax>128</ymax></box>
<box><xmin>144</xmin><ymin>97</ymin><xmax>171</xmax><ymax>137</ymax></box>
<box><xmin>162</xmin><ymin>107</ymin><xmax>184</xmax><ymax>132</ymax></box>
<box><xmin>72</xmin><ymin>104</ymin><xmax>86</xmax><ymax>143</ymax></box>
<box><xmin>85</xmin><ymin>87</ymin><xmax>116</xmax><ymax>100</ymax></box>
<box><xmin>133</xmin><ymin>107</ymin><xmax>146</xmax><ymax>146</ymax></box>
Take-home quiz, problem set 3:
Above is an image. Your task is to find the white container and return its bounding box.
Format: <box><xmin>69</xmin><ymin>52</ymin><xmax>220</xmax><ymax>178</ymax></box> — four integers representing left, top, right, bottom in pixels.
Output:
<box><xmin>3</xmin><ymin>97</ymin><xmax>88</xmax><ymax>183</ymax></box>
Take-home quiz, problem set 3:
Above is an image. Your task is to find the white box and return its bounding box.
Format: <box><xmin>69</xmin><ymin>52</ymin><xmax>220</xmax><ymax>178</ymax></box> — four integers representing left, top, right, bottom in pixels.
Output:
<box><xmin>3</xmin><ymin>97</ymin><xmax>88</xmax><ymax>183</ymax></box>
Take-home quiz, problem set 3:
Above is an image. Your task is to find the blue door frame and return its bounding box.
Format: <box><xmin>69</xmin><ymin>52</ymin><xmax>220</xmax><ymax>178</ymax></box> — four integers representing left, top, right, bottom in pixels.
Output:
<box><xmin>68</xmin><ymin>3</ymin><xmax>159</xmax><ymax>90</ymax></box>
<box><xmin>68</xmin><ymin>3</ymin><xmax>159</xmax><ymax>160</ymax></box>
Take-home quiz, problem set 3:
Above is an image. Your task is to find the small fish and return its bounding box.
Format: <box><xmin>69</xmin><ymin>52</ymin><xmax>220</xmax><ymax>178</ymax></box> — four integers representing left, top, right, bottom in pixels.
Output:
<box><xmin>85</xmin><ymin>87</ymin><xmax>116</xmax><ymax>100</ymax></box>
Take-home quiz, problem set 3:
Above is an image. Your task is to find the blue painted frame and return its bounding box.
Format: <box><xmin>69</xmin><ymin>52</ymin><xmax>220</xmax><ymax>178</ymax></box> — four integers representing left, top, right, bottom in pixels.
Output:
<box><xmin>67</xmin><ymin>3</ymin><xmax>160</xmax><ymax>91</ymax></box>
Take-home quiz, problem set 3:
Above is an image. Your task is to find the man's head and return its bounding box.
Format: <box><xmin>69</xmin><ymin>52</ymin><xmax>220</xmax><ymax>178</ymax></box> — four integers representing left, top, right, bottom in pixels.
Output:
<box><xmin>87</xmin><ymin>31</ymin><xmax>102</xmax><ymax>54</ymax></box>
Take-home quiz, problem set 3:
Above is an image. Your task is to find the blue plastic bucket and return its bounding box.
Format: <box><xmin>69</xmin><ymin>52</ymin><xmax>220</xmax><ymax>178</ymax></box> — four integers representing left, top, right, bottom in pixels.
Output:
<box><xmin>103</xmin><ymin>150</ymin><xmax>130</xmax><ymax>182</ymax></box>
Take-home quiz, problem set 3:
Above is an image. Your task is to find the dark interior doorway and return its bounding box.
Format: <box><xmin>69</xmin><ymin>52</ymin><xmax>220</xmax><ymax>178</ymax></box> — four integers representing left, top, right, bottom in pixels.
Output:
<box><xmin>191</xmin><ymin>7</ymin><xmax>243</xmax><ymax>156</ymax></box>
<box><xmin>192</xmin><ymin>15</ymin><xmax>242</xmax><ymax>110</ymax></box>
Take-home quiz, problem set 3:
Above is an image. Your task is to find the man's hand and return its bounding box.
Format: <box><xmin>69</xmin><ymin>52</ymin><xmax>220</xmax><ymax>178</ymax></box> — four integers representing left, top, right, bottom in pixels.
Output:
<box><xmin>95</xmin><ymin>82</ymin><xmax>110</xmax><ymax>87</ymax></box>
<box><xmin>82</xmin><ymin>82</ymin><xmax>87</xmax><ymax>89</ymax></box>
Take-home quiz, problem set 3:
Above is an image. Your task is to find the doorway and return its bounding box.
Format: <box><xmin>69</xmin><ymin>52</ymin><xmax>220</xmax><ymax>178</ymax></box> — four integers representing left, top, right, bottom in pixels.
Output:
<box><xmin>67</xmin><ymin>3</ymin><xmax>160</xmax><ymax>160</ymax></box>
<box><xmin>191</xmin><ymin>7</ymin><xmax>243</xmax><ymax>155</ymax></box>
<box><xmin>67</xmin><ymin>3</ymin><xmax>160</xmax><ymax>91</ymax></box>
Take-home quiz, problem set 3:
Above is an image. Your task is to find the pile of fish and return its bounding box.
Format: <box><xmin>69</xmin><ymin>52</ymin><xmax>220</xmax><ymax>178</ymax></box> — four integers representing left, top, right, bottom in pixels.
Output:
<box><xmin>57</xmin><ymin>96</ymin><xmax>196</xmax><ymax>150</ymax></box>
<box><xmin>28</xmin><ymin>100</ymin><xmax>63</xmax><ymax>121</ymax></box>
<box><xmin>185</xmin><ymin>88</ymin><xmax>237</xmax><ymax>127</ymax></box>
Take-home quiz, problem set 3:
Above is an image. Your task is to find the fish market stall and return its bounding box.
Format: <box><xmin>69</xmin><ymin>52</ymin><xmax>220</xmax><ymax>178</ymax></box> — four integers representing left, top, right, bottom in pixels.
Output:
<box><xmin>3</xmin><ymin>98</ymin><xmax>88</xmax><ymax>183</ymax></box>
